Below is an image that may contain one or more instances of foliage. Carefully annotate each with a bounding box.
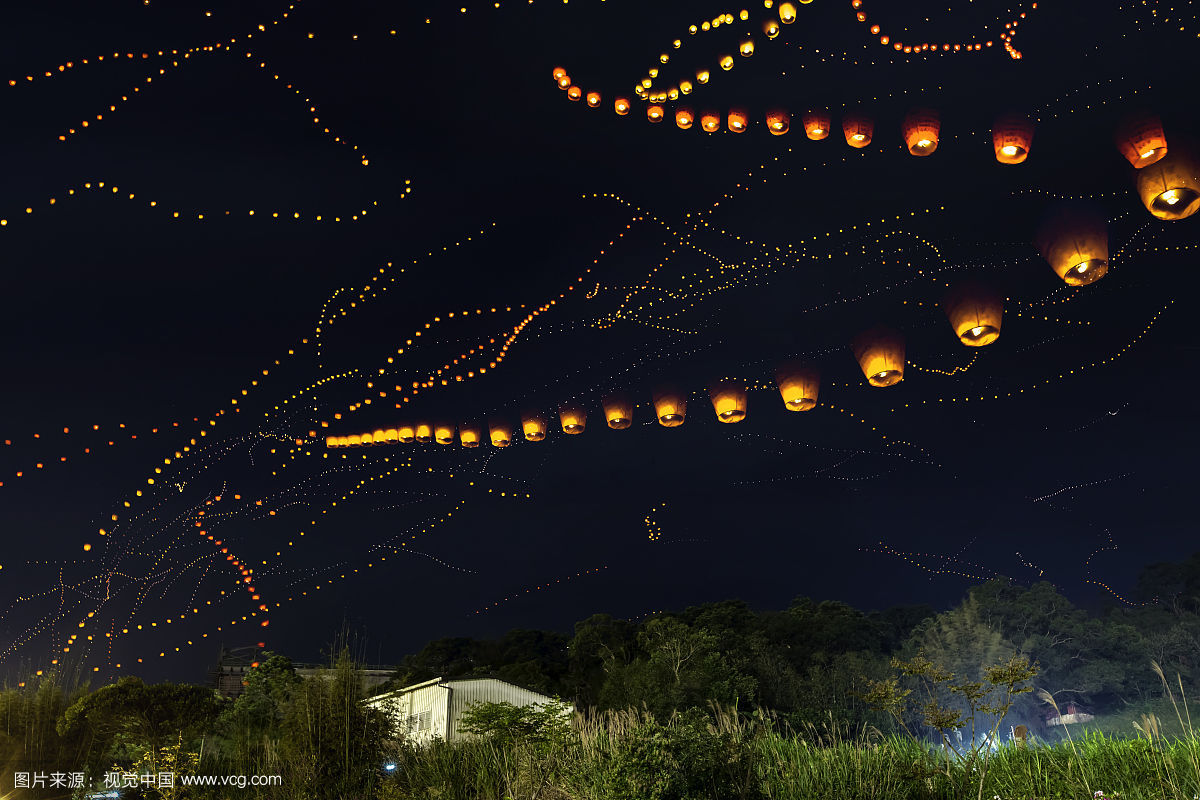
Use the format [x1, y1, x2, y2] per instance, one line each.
[860, 650, 1038, 800]
[459, 699, 573, 750]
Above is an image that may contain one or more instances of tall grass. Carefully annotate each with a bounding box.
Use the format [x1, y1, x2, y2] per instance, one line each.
[378, 696, 1200, 800]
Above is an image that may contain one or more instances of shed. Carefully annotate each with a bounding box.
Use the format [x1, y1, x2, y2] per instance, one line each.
[365, 676, 566, 744]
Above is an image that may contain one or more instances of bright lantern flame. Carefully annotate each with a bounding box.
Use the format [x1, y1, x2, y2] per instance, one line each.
[970, 326, 987, 337]
[1162, 189, 1181, 205]
[1140, 149, 1157, 159]
[812, 128, 824, 135]
[917, 138, 933, 147]
[1075, 262, 1089, 274]
[852, 133, 865, 141]
[1001, 145, 1018, 156]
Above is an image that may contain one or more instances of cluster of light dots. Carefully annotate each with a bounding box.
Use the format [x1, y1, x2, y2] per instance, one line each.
[0, 180, 386, 230]
[644, 504, 665, 541]
[848, 0, 1034, 59]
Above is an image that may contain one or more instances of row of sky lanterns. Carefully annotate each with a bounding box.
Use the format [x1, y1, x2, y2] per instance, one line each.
[324, 282, 1006, 449]
[555, 62, 1200, 207]
[325, 196, 1168, 450]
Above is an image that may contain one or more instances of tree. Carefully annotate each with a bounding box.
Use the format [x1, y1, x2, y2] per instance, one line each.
[58, 677, 220, 777]
[214, 652, 301, 773]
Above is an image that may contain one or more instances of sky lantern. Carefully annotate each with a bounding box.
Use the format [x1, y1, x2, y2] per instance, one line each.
[720, 54, 735, 71]
[435, 424, 455, 445]
[728, 109, 749, 133]
[566, 85, 582, 101]
[763, 19, 780, 38]
[676, 107, 694, 129]
[347, 434, 363, 447]
[552, 67, 567, 81]
[397, 425, 415, 443]
[647, 105, 665, 123]
[359, 432, 374, 446]
[842, 112, 874, 147]
[739, 39, 755, 57]
[779, 2, 798, 23]
[903, 108, 940, 156]
[993, 113, 1035, 164]
[943, 282, 1003, 346]
[652, 387, 687, 427]
[382, 428, 399, 443]
[700, 112, 721, 132]
[459, 424, 481, 448]
[325, 435, 337, 448]
[557, 75, 571, 90]
[1035, 203, 1109, 286]
[522, 413, 547, 441]
[603, 394, 633, 429]
[415, 423, 433, 443]
[775, 365, 819, 411]
[802, 111, 831, 140]
[614, 97, 630, 115]
[586, 91, 601, 108]
[710, 381, 748, 423]
[559, 405, 587, 433]
[489, 420, 512, 448]
[1115, 112, 1168, 168]
[1136, 144, 1200, 220]
[679, 80, 693, 94]
[696, 69, 711, 84]
[853, 326, 906, 387]
[371, 429, 386, 444]
[766, 110, 790, 135]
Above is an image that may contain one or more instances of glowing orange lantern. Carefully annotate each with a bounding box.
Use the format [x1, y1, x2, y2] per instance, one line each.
[603, 394, 633, 429]
[522, 413, 547, 441]
[700, 112, 721, 132]
[943, 283, 1003, 346]
[852, 326, 906, 387]
[775, 365, 819, 411]
[763, 19, 780, 38]
[557, 75, 571, 90]
[325, 435, 337, 448]
[397, 425, 415, 444]
[843, 112, 873, 147]
[489, 421, 512, 448]
[1136, 144, 1200, 221]
[728, 109, 749, 133]
[993, 113, 1035, 164]
[903, 108, 940, 156]
[652, 387, 687, 427]
[710, 381, 747, 423]
[647, 105, 665, 123]
[1115, 112, 1168, 168]
[382, 428, 399, 443]
[415, 424, 433, 443]
[567, 85, 582, 101]
[802, 110, 831, 140]
[360, 432, 374, 446]
[614, 97, 631, 115]
[586, 91, 601, 108]
[435, 424, 455, 445]
[779, 1, 797, 23]
[552, 66, 567, 81]
[1035, 203, 1109, 286]
[347, 434, 363, 447]
[739, 39, 755, 57]
[459, 424, 481, 448]
[371, 429, 386, 444]
[559, 405, 587, 434]
[766, 110, 790, 135]
[676, 107, 694, 129]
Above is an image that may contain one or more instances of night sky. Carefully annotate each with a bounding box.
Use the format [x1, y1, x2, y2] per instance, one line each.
[1, 0, 1198, 685]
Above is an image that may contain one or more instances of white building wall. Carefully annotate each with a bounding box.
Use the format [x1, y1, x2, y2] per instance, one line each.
[445, 678, 560, 740]
[366, 682, 450, 744]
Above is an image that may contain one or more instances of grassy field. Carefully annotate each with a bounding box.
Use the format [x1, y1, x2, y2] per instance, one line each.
[378, 706, 1200, 800]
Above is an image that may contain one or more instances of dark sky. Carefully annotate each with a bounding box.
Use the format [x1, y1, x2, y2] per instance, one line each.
[1, 0, 1197, 684]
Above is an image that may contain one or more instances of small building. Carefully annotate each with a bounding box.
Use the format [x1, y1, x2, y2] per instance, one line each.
[1045, 702, 1094, 726]
[365, 676, 566, 744]
[210, 646, 394, 699]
